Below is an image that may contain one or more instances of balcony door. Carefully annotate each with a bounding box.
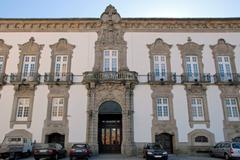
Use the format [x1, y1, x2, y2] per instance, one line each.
[55, 55, 68, 81]
[153, 55, 167, 80]
[185, 56, 199, 81]
[103, 50, 118, 72]
[22, 55, 36, 80]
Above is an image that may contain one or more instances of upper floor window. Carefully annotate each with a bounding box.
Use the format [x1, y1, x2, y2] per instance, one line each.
[154, 55, 167, 80]
[156, 97, 169, 120]
[0, 56, 4, 73]
[55, 55, 68, 80]
[22, 55, 36, 80]
[51, 98, 64, 121]
[16, 98, 30, 121]
[192, 97, 204, 121]
[185, 56, 199, 80]
[103, 50, 118, 72]
[217, 56, 232, 81]
[225, 98, 239, 121]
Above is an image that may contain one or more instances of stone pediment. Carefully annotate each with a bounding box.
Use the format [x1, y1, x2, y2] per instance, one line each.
[0, 39, 12, 54]
[210, 38, 235, 55]
[147, 38, 172, 54]
[50, 38, 75, 54]
[177, 37, 204, 55]
[18, 37, 44, 54]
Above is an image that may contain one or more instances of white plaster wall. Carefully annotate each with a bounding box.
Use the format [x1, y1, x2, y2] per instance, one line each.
[68, 85, 88, 143]
[0, 86, 15, 142]
[134, 85, 152, 142]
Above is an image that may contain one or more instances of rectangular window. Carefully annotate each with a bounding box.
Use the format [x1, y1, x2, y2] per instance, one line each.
[191, 98, 204, 121]
[217, 56, 232, 81]
[16, 98, 30, 121]
[51, 98, 64, 121]
[22, 56, 36, 80]
[185, 56, 199, 81]
[156, 97, 169, 120]
[55, 55, 68, 81]
[103, 50, 118, 72]
[0, 56, 4, 73]
[153, 55, 167, 80]
[225, 98, 240, 121]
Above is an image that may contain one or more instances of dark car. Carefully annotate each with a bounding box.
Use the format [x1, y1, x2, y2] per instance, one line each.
[143, 143, 168, 160]
[33, 143, 66, 160]
[69, 143, 92, 160]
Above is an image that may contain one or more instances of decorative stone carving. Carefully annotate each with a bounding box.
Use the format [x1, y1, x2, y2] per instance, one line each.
[94, 5, 128, 71]
[18, 37, 44, 54]
[185, 85, 210, 128]
[0, 39, 12, 54]
[219, 85, 240, 141]
[5, 129, 32, 139]
[210, 38, 237, 75]
[177, 37, 204, 77]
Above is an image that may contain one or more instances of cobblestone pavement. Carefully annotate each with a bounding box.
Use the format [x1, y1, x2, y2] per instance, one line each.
[20, 154, 223, 160]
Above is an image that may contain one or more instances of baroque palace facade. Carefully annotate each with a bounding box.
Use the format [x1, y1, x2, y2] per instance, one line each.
[0, 5, 240, 155]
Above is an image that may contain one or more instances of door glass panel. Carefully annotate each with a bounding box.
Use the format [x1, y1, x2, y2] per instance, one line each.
[106, 128, 110, 145]
[111, 128, 116, 144]
[117, 128, 120, 145]
[101, 128, 105, 144]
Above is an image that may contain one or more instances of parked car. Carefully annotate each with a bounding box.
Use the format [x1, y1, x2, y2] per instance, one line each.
[69, 143, 92, 160]
[143, 143, 168, 160]
[33, 143, 66, 160]
[209, 141, 240, 160]
[0, 136, 32, 159]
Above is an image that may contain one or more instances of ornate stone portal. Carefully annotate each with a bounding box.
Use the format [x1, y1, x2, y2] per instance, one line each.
[83, 5, 138, 156]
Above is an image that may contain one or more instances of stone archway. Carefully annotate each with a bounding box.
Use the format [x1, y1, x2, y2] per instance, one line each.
[98, 101, 122, 153]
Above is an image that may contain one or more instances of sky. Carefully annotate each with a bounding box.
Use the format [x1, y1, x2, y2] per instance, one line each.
[0, 0, 240, 18]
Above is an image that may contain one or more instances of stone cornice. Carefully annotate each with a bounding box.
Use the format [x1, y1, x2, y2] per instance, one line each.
[1, 18, 240, 32]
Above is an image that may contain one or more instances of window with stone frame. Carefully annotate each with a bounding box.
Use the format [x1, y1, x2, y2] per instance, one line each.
[156, 97, 169, 120]
[186, 86, 210, 128]
[217, 56, 233, 81]
[191, 97, 204, 121]
[54, 55, 68, 81]
[51, 97, 64, 121]
[103, 50, 118, 72]
[210, 39, 236, 83]
[16, 98, 30, 121]
[21, 55, 36, 80]
[153, 55, 167, 80]
[177, 38, 204, 82]
[185, 56, 200, 81]
[224, 98, 240, 121]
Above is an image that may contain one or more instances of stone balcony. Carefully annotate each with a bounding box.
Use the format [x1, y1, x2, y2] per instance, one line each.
[0, 73, 7, 85]
[214, 73, 240, 85]
[44, 72, 73, 85]
[10, 72, 40, 85]
[147, 72, 176, 85]
[82, 71, 138, 84]
[181, 73, 212, 84]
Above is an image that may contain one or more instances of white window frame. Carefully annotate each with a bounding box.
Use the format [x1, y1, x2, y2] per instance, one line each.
[153, 55, 167, 80]
[16, 98, 30, 121]
[21, 55, 36, 80]
[103, 50, 118, 72]
[225, 98, 240, 121]
[185, 56, 199, 81]
[217, 56, 232, 81]
[192, 98, 204, 121]
[51, 98, 64, 121]
[156, 97, 169, 120]
[0, 56, 4, 74]
[54, 55, 68, 81]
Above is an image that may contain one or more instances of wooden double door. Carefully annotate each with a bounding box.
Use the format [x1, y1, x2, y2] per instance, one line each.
[98, 114, 122, 153]
[155, 133, 173, 154]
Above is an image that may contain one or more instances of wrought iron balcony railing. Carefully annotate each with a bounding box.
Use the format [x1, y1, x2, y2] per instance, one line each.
[44, 72, 73, 85]
[214, 73, 240, 84]
[0, 73, 7, 85]
[82, 71, 138, 83]
[147, 72, 176, 84]
[10, 72, 40, 84]
[181, 73, 212, 84]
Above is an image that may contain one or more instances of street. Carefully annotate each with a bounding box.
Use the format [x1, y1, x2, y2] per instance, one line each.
[20, 154, 223, 160]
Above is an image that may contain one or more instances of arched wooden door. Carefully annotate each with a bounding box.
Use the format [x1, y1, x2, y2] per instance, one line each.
[155, 133, 173, 153]
[98, 101, 122, 153]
